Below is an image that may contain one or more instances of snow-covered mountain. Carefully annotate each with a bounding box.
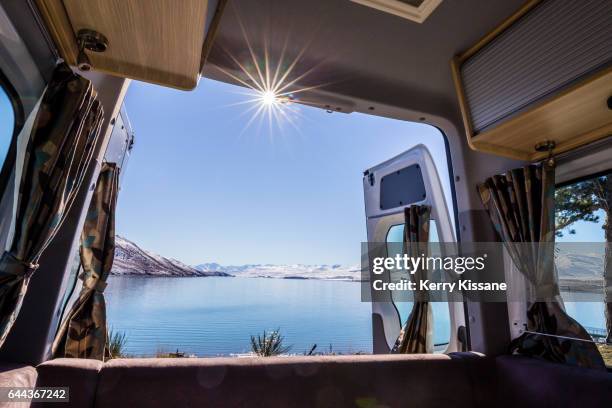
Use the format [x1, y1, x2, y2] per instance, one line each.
[112, 236, 360, 280]
[196, 263, 362, 281]
[111, 236, 230, 277]
[111, 236, 604, 284]
[556, 251, 604, 280]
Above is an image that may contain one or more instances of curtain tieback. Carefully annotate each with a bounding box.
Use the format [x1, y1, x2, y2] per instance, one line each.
[81, 272, 107, 293]
[0, 252, 39, 278]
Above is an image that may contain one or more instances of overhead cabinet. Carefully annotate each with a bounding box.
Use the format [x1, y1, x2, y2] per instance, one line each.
[452, 0, 612, 161]
[36, 0, 224, 90]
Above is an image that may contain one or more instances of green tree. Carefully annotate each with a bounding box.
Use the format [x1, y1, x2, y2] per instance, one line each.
[555, 174, 612, 344]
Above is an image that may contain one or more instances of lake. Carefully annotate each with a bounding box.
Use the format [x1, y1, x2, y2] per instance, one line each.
[105, 276, 605, 356]
[105, 276, 374, 356]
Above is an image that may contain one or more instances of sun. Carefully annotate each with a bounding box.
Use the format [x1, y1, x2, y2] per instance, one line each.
[212, 4, 330, 136]
[260, 90, 278, 106]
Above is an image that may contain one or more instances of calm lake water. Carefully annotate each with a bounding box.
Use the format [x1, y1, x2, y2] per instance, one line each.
[106, 276, 374, 356]
[105, 276, 605, 356]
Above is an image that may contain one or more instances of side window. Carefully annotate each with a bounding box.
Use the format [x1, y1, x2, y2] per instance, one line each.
[0, 84, 15, 174]
[555, 172, 611, 364]
[386, 219, 450, 350]
[0, 2, 47, 198]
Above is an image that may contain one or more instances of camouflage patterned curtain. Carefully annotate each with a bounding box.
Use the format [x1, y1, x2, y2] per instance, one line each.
[478, 162, 605, 369]
[52, 163, 119, 360]
[393, 205, 434, 354]
[0, 64, 104, 347]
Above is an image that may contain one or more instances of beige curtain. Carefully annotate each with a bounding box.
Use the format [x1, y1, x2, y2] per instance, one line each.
[0, 63, 103, 347]
[478, 162, 605, 369]
[52, 163, 119, 360]
[392, 205, 433, 354]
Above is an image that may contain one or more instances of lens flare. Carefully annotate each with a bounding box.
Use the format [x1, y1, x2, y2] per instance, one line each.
[211, 2, 337, 137]
[261, 90, 278, 106]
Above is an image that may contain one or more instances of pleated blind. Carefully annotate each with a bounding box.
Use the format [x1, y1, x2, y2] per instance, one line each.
[461, 0, 612, 133]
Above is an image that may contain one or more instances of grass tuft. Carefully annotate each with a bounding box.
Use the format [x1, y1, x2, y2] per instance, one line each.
[107, 329, 127, 359]
[250, 329, 292, 356]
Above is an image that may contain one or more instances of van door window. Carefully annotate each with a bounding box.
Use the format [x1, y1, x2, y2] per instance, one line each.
[386, 219, 451, 350]
[555, 171, 612, 365]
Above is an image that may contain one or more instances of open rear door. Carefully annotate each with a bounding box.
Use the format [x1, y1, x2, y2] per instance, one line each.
[363, 144, 465, 353]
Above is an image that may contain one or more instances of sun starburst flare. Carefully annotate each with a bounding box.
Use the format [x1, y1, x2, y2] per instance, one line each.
[212, 3, 334, 138]
[261, 90, 278, 106]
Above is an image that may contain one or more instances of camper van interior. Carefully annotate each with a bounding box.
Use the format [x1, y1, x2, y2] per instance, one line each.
[0, 0, 611, 406]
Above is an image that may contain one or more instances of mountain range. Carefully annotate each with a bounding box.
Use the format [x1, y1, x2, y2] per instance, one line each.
[195, 262, 361, 280]
[112, 236, 230, 277]
[111, 236, 605, 284]
[111, 236, 361, 280]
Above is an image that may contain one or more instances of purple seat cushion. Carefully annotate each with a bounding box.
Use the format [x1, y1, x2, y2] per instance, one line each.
[0, 362, 37, 388]
[4, 352, 606, 407]
[96, 354, 480, 408]
[496, 355, 612, 408]
[34, 358, 103, 408]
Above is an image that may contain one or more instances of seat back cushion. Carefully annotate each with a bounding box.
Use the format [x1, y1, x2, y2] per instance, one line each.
[496, 355, 612, 408]
[16, 352, 611, 407]
[96, 354, 485, 408]
[0, 363, 37, 388]
[33, 358, 103, 408]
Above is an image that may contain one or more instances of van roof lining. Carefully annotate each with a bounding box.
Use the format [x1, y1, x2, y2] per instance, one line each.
[202, 0, 525, 120]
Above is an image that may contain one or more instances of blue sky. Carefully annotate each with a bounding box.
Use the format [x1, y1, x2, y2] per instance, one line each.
[117, 79, 449, 266]
[556, 209, 605, 243]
